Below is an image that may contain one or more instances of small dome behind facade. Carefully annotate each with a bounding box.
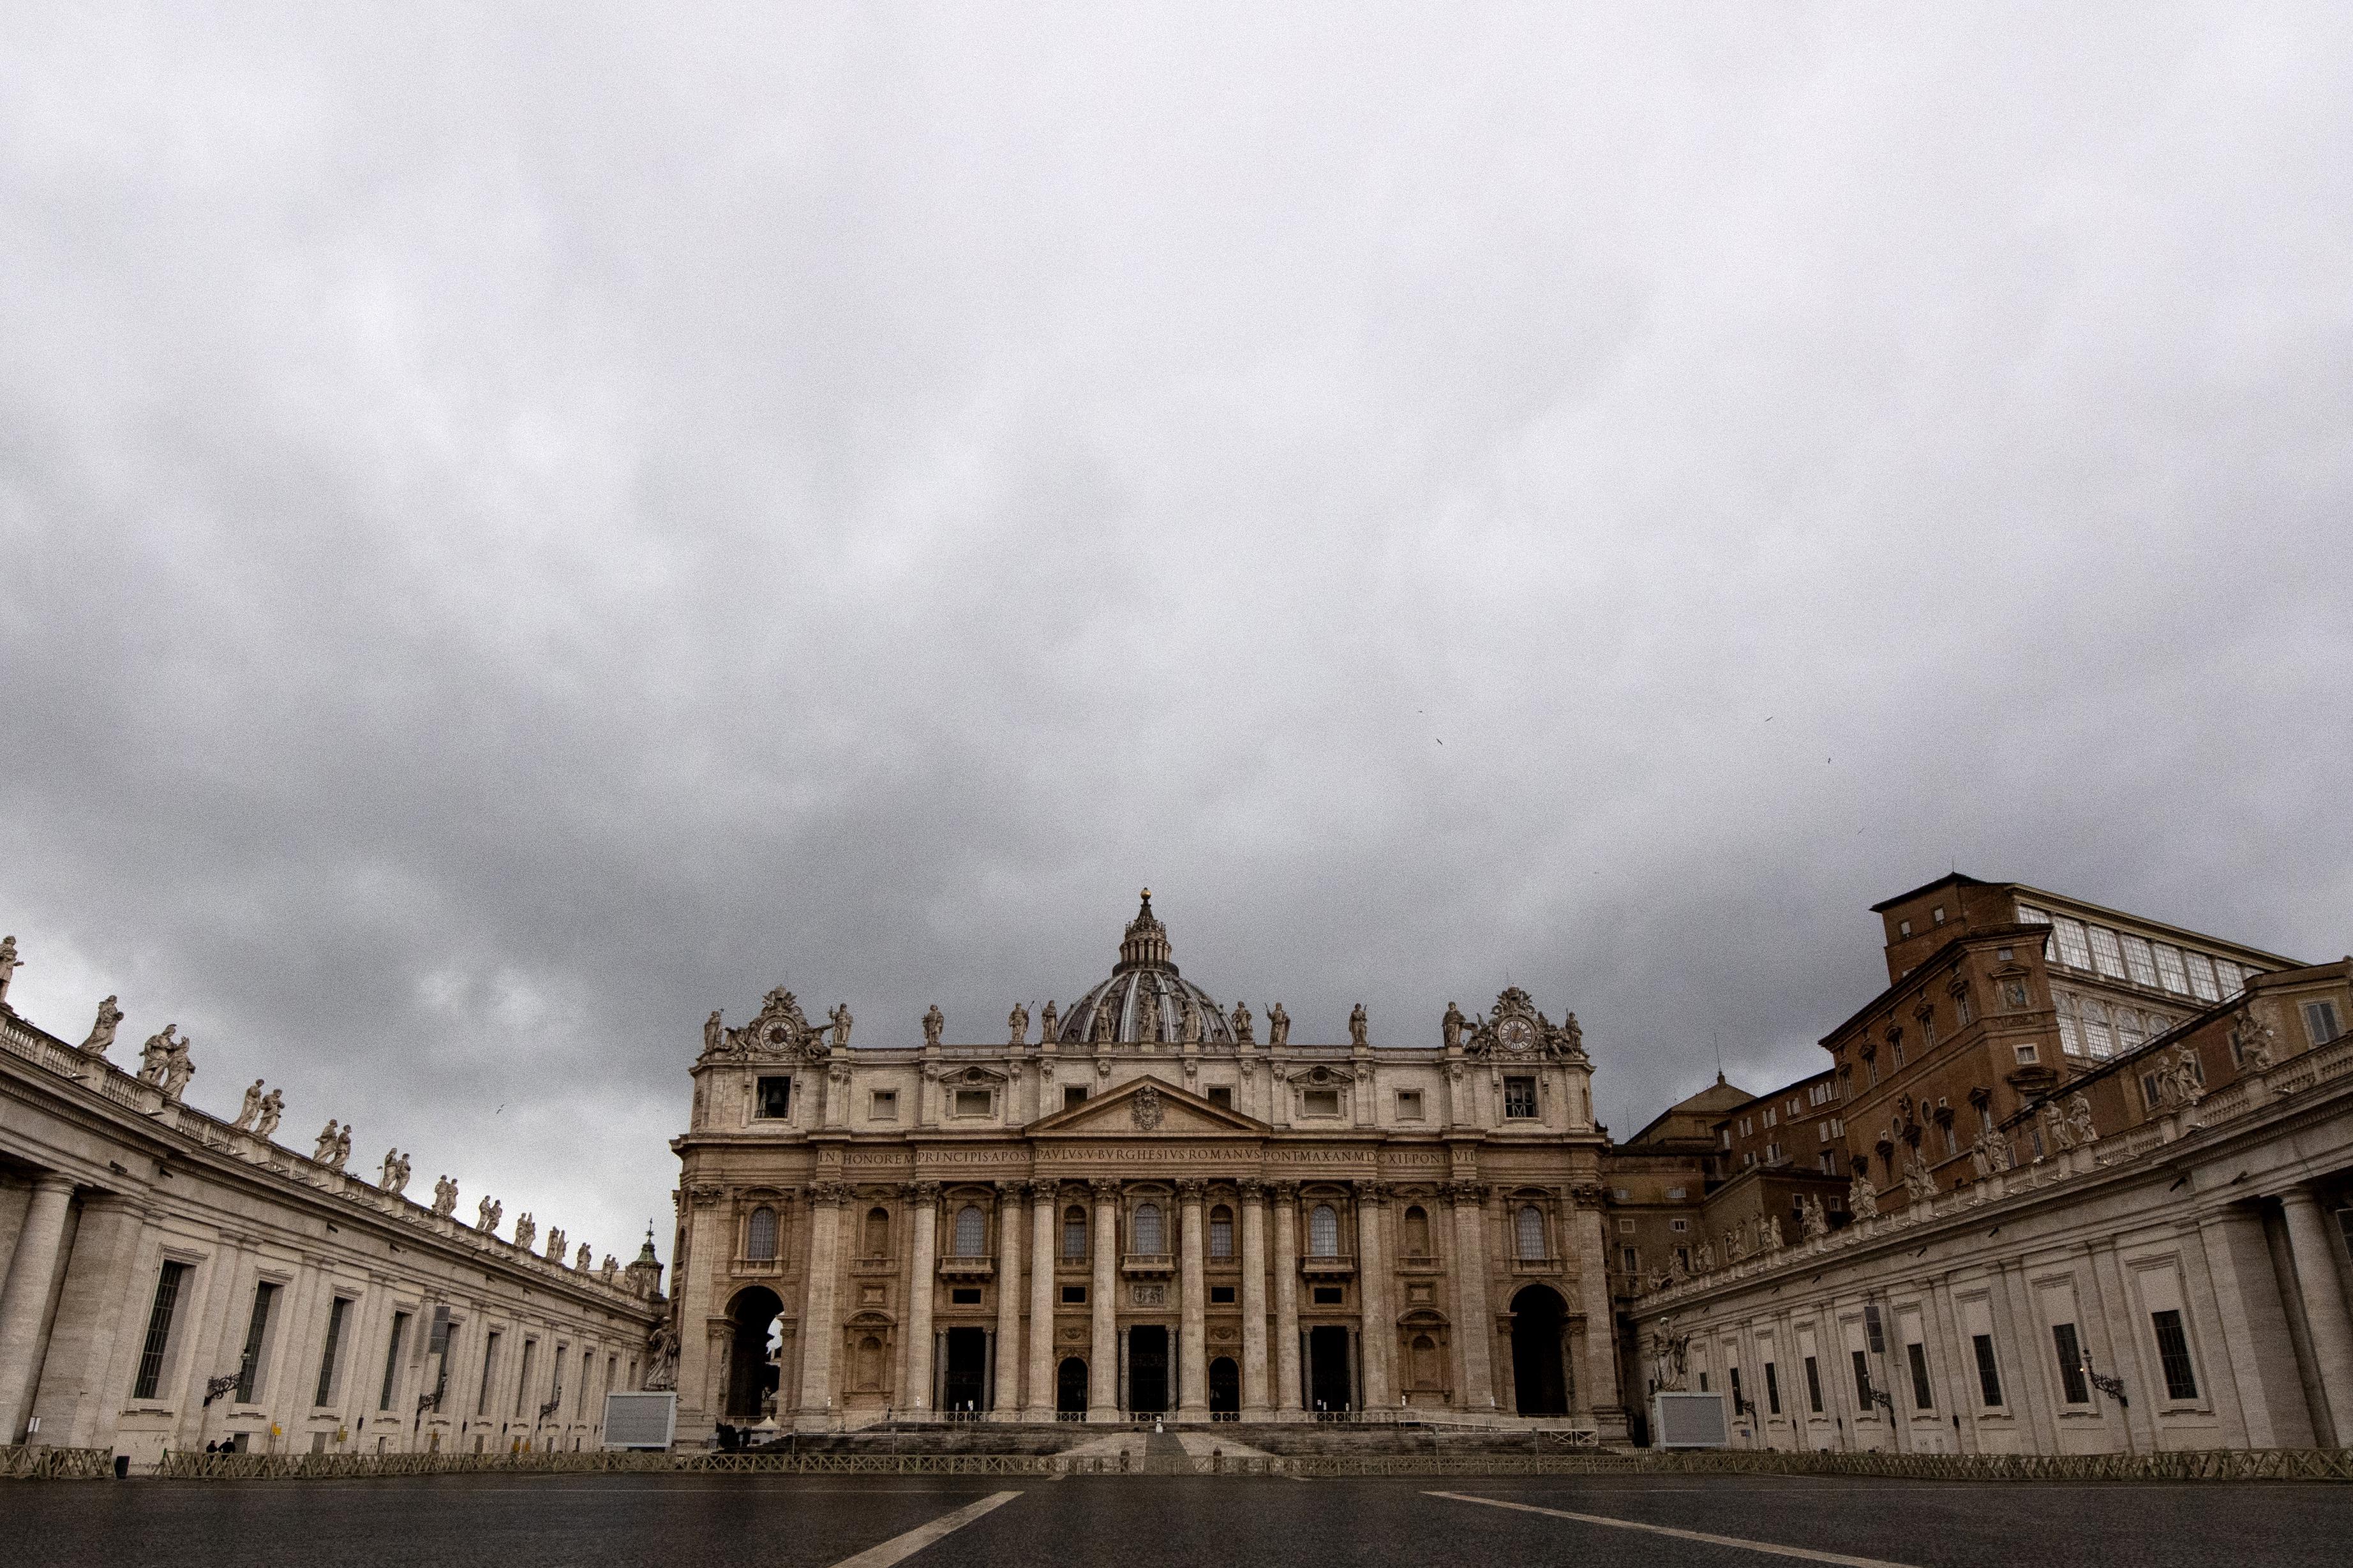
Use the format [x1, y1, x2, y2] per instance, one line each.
[1055, 891, 1237, 1045]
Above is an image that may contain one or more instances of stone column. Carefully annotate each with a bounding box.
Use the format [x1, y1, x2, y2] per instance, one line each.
[2280, 1186, 2353, 1444]
[1026, 1184, 1059, 1415]
[26, 1191, 146, 1449]
[0, 1174, 75, 1443]
[1088, 1179, 1119, 1418]
[1239, 1179, 1271, 1419]
[901, 1183, 940, 1411]
[1271, 1182, 1302, 1414]
[992, 1182, 1024, 1418]
[1449, 1182, 1497, 1410]
[795, 1184, 846, 1429]
[1177, 1178, 1208, 1417]
[1570, 1189, 1625, 1437]
[1354, 1183, 1394, 1410]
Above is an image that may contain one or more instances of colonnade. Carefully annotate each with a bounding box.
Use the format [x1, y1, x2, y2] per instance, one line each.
[790, 1176, 1532, 1423]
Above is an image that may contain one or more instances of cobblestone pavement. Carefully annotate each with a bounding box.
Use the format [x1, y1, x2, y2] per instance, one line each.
[13, 1471, 2353, 1568]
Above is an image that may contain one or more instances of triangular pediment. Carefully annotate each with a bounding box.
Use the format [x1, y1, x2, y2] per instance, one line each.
[1027, 1074, 1268, 1137]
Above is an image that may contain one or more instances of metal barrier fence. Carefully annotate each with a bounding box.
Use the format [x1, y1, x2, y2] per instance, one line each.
[21, 1441, 2353, 1483]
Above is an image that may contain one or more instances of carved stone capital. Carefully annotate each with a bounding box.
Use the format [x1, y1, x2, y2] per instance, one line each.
[806, 1182, 850, 1207]
[687, 1184, 724, 1209]
[1089, 1177, 1121, 1200]
[1569, 1183, 1606, 1209]
[905, 1181, 941, 1203]
[994, 1179, 1025, 1200]
[1354, 1179, 1391, 1205]
[1236, 1178, 1266, 1203]
[1026, 1179, 1062, 1203]
[1174, 1177, 1206, 1202]
[1268, 1181, 1301, 1202]
[1444, 1180, 1490, 1206]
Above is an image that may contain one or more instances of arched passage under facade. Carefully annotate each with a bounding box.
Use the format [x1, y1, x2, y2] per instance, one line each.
[726, 1285, 785, 1422]
[1509, 1283, 1570, 1417]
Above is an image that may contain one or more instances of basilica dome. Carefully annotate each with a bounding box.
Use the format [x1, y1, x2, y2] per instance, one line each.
[1054, 891, 1239, 1045]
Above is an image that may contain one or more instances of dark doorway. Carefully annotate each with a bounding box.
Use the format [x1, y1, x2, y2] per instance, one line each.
[726, 1287, 784, 1421]
[943, 1327, 988, 1414]
[1209, 1356, 1240, 1415]
[1308, 1324, 1352, 1412]
[1057, 1357, 1089, 1415]
[1510, 1285, 1569, 1416]
[1128, 1325, 1169, 1414]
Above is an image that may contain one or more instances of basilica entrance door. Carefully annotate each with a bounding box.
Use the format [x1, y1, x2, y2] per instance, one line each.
[1057, 1357, 1089, 1416]
[1208, 1356, 1240, 1415]
[1128, 1325, 1169, 1414]
[1510, 1285, 1570, 1416]
[942, 1327, 988, 1414]
[1308, 1325, 1352, 1413]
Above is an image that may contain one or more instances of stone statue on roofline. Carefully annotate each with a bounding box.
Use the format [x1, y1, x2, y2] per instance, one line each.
[82, 995, 124, 1056]
[1040, 999, 1059, 1041]
[477, 1195, 502, 1233]
[1848, 1169, 1879, 1220]
[922, 1004, 944, 1049]
[235, 1079, 266, 1130]
[161, 1033, 195, 1099]
[1348, 1003, 1369, 1048]
[1230, 1000, 1253, 1043]
[1267, 1003, 1290, 1047]
[0, 934, 20, 1006]
[514, 1212, 537, 1251]
[431, 1176, 458, 1217]
[1008, 1001, 1029, 1046]
[1442, 1001, 1467, 1050]
[1136, 985, 1162, 1041]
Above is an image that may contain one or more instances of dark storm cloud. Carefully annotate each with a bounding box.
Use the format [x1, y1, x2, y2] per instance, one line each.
[5, 4, 2350, 1258]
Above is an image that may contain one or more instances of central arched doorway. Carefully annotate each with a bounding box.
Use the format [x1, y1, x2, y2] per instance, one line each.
[1056, 1356, 1089, 1416]
[1509, 1284, 1569, 1416]
[1208, 1356, 1240, 1415]
[726, 1286, 784, 1422]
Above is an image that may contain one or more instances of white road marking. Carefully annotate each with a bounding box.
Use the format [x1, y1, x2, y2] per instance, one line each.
[826, 1490, 1023, 1568]
[1426, 1490, 1920, 1568]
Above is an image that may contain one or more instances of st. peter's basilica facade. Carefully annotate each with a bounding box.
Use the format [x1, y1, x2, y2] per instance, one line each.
[667, 893, 1622, 1440]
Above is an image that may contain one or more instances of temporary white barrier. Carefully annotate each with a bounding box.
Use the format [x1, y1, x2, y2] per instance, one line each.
[1651, 1391, 1730, 1449]
[602, 1391, 678, 1450]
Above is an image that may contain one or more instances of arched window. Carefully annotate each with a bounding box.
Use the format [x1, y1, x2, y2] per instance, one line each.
[1516, 1204, 1546, 1261]
[1208, 1205, 1234, 1259]
[1133, 1202, 1164, 1255]
[1063, 1206, 1087, 1259]
[1309, 1203, 1340, 1258]
[953, 1204, 986, 1257]
[864, 1207, 891, 1258]
[1402, 1206, 1431, 1257]
[745, 1206, 778, 1262]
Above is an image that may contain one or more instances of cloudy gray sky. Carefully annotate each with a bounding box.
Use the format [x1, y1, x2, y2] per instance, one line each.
[4, 4, 2349, 1266]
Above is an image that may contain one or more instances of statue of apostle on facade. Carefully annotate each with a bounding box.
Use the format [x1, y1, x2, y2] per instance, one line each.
[1040, 999, 1059, 1041]
[703, 1010, 726, 1057]
[161, 1033, 195, 1100]
[138, 1025, 179, 1085]
[1230, 1000, 1253, 1043]
[234, 1079, 266, 1130]
[826, 1002, 853, 1052]
[431, 1176, 458, 1217]
[1442, 1001, 1467, 1050]
[1348, 1003, 1369, 1048]
[1267, 1003, 1290, 1047]
[477, 1195, 502, 1234]
[0, 934, 20, 1006]
[1848, 1169, 1879, 1220]
[1135, 985, 1162, 1040]
[1007, 1001, 1029, 1046]
[921, 1004, 943, 1049]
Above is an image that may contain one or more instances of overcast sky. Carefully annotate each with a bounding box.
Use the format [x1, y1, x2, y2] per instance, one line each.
[4, 5, 2349, 1268]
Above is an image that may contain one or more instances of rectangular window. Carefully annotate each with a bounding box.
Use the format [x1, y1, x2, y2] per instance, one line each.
[1207, 1086, 1234, 1109]
[2122, 935, 2159, 987]
[2151, 1310, 2199, 1400]
[1209, 1285, 1236, 1304]
[1395, 1089, 1424, 1120]
[2305, 1000, 2345, 1047]
[1621, 1246, 1638, 1273]
[131, 1260, 190, 1401]
[1729, 1366, 1743, 1411]
[2056, 1008, 2082, 1056]
[1972, 1333, 2003, 1407]
[1851, 1349, 1873, 1410]
[514, 1340, 537, 1417]
[1906, 1342, 1933, 1409]
[2051, 918, 2092, 970]
[314, 1297, 352, 1407]
[2088, 927, 2126, 979]
[2015, 1043, 2039, 1066]
[755, 1075, 791, 1119]
[2153, 943, 2191, 994]
[1764, 1362, 1781, 1415]
[234, 1281, 280, 1403]
[953, 1089, 992, 1117]
[870, 1089, 899, 1120]
[1503, 1077, 1537, 1118]
[1669, 1218, 1689, 1233]
[1955, 989, 1973, 1026]
[2081, 1001, 2114, 1060]
[1311, 1285, 1344, 1306]
[1303, 1088, 1341, 1116]
[2052, 1323, 2089, 1403]
[2185, 952, 2220, 1002]
[2215, 960, 2244, 996]
[1061, 1285, 1087, 1305]
[477, 1331, 502, 1416]
[378, 1311, 410, 1412]
[1063, 1086, 1088, 1110]
[950, 1287, 982, 1305]
[1804, 1355, 1823, 1414]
